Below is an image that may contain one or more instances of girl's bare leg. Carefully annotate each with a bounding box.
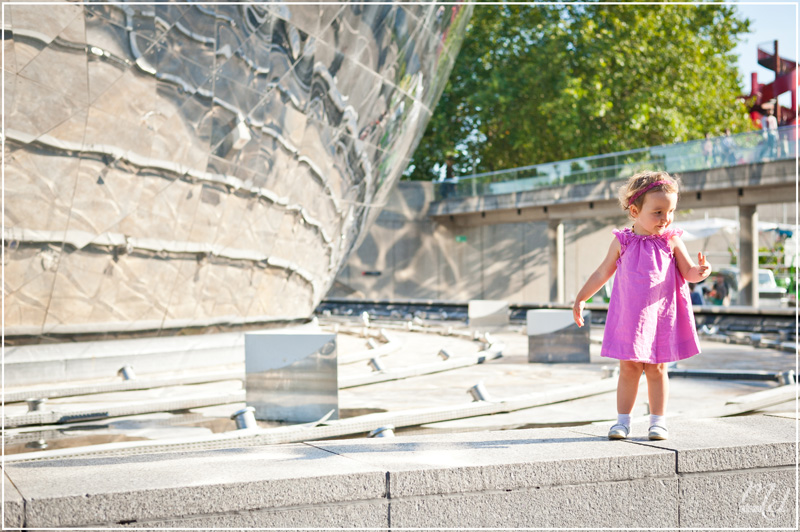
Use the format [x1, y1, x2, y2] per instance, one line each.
[617, 360, 644, 414]
[643, 363, 669, 416]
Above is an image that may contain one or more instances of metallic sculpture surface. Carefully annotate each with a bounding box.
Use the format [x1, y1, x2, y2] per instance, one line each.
[4, 2, 471, 339]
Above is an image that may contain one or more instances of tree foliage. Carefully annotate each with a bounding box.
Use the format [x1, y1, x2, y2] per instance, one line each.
[406, 3, 753, 180]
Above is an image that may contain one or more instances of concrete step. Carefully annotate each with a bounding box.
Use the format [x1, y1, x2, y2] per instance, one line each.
[4, 415, 795, 529]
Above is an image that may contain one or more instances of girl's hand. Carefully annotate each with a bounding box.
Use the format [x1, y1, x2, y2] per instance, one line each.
[697, 252, 711, 279]
[573, 300, 586, 327]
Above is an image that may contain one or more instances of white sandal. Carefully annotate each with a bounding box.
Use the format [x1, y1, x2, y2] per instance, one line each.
[608, 424, 629, 440]
[648, 425, 668, 440]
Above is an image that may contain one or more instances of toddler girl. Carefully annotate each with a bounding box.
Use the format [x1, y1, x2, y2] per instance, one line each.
[572, 170, 711, 440]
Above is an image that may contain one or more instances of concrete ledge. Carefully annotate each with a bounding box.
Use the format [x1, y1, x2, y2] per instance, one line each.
[680, 469, 796, 528]
[7, 446, 387, 528]
[309, 428, 674, 498]
[574, 416, 796, 472]
[390, 478, 679, 529]
[3, 474, 24, 528]
[4, 416, 796, 529]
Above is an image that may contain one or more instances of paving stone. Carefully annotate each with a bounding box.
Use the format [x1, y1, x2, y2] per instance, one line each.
[389, 477, 679, 528]
[309, 427, 674, 498]
[679, 468, 795, 528]
[5, 444, 385, 528]
[574, 415, 795, 472]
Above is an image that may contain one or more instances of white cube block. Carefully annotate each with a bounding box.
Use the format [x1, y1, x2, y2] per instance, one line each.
[527, 309, 590, 363]
[245, 332, 338, 423]
[468, 300, 509, 329]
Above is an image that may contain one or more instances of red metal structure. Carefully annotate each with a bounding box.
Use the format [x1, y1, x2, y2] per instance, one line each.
[747, 40, 798, 128]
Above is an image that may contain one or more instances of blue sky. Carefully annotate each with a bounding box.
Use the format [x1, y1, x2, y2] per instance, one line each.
[731, 1, 798, 107]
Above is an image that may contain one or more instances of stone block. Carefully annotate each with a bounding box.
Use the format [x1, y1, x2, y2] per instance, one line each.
[679, 468, 795, 528]
[5, 444, 385, 528]
[4, 473, 24, 528]
[575, 415, 795, 472]
[309, 428, 674, 498]
[468, 300, 509, 329]
[245, 331, 338, 423]
[124, 500, 390, 529]
[527, 309, 590, 363]
[389, 478, 679, 528]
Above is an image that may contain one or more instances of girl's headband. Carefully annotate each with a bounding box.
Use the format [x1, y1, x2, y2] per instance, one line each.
[628, 180, 669, 207]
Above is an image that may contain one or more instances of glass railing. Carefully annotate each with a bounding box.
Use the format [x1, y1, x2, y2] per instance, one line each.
[433, 125, 796, 201]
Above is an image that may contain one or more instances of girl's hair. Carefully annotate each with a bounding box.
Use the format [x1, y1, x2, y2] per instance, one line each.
[618, 170, 680, 213]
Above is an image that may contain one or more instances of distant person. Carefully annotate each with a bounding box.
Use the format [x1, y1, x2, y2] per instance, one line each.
[720, 128, 736, 166]
[702, 133, 715, 166]
[572, 171, 711, 442]
[689, 283, 705, 305]
[438, 157, 456, 199]
[763, 107, 779, 159]
[709, 274, 729, 306]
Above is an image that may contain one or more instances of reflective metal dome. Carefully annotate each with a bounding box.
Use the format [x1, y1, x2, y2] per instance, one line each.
[4, 2, 471, 339]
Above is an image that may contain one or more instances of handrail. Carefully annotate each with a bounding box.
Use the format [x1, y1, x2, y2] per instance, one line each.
[434, 125, 796, 201]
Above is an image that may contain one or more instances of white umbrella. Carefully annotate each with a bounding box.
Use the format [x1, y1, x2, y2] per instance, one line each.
[674, 218, 738, 242]
[675, 218, 795, 242]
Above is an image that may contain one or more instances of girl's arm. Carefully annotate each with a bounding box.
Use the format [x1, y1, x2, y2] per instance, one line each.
[572, 238, 621, 327]
[670, 235, 712, 283]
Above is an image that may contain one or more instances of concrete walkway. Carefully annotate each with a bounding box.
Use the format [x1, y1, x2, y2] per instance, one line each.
[4, 415, 796, 529]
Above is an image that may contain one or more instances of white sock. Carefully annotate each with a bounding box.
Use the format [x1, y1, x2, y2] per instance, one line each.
[650, 414, 666, 427]
[617, 413, 631, 427]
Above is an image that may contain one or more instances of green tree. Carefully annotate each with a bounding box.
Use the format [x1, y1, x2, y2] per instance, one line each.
[406, 3, 753, 181]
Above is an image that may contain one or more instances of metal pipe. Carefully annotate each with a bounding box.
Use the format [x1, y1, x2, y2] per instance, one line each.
[468, 381, 491, 402]
[230, 406, 257, 430]
[117, 365, 136, 380]
[482, 332, 495, 346]
[368, 425, 395, 438]
[26, 398, 46, 412]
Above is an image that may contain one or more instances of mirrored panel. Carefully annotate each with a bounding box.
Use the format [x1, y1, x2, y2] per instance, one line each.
[4, 1, 472, 342]
[245, 332, 338, 424]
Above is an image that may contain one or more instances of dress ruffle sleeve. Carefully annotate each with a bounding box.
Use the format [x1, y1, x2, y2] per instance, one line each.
[612, 228, 630, 253]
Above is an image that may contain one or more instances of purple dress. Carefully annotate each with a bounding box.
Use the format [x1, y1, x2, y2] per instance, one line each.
[601, 227, 701, 363]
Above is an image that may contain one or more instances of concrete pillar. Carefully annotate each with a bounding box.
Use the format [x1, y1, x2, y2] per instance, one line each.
[548, 220, 565, 303]
[738, 205, 759, 307]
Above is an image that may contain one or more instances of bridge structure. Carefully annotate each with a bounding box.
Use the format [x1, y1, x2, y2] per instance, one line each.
[428, 126, 797, 307]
